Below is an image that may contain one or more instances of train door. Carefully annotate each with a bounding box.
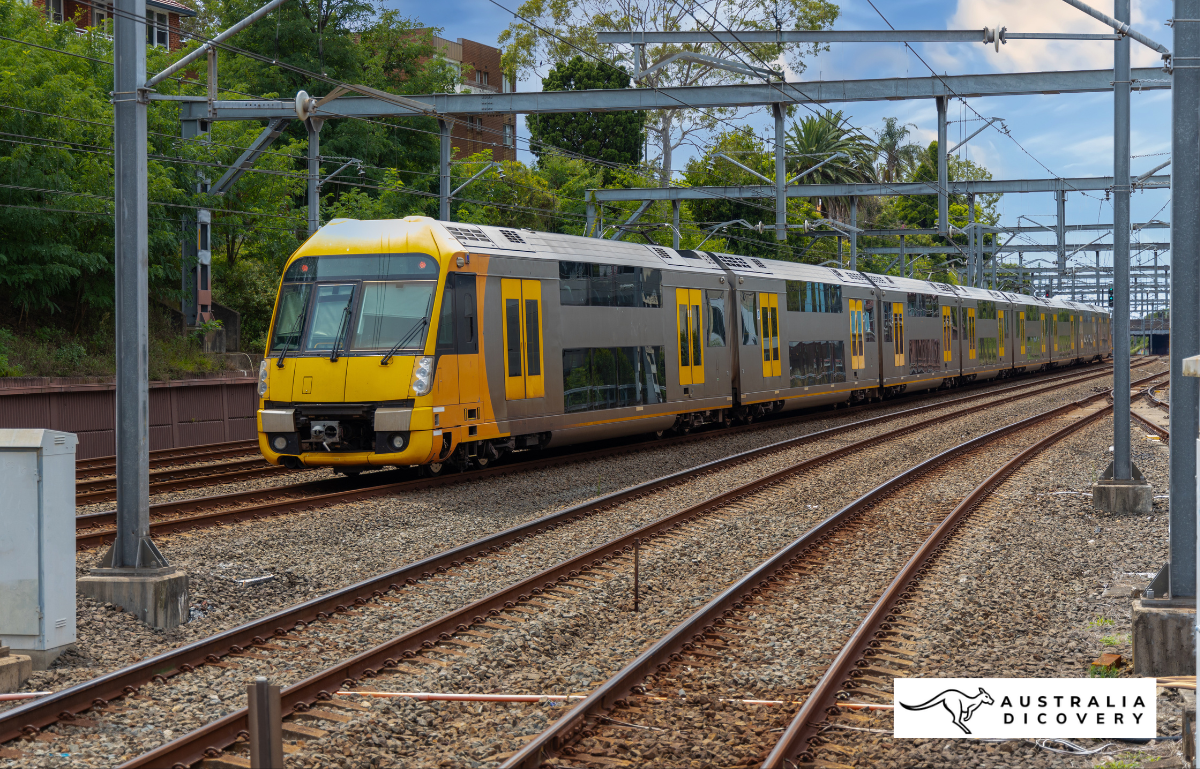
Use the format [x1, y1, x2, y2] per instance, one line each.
[1019, 312, 1026, 357]
[892, 302, 905, 368]
[455, 274, 480, 405]
[758, 292, 781, 379]
[501, 278, 544, 400]
[849, 299, 866, 371]
[941, 305, 953, 364]
[967, 307, 977, 361]
[998, 309, 1006, 361]
[676, 288, 704, 386]
[1044, 314, 1052, 355]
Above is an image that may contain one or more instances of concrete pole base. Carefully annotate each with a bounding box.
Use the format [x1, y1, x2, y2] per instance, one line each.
[1092, 479, 1154, 513]
[77, 568, 189, 630]
[0, 647, 32, 693]
[1132, 598, 1196, 676]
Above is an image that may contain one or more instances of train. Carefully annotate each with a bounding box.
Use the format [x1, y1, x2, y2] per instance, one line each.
[255, 216, 1113, 474]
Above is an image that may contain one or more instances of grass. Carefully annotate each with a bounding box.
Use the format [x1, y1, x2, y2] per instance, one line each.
[1089, 663, 1122, 678]
[0, 307, 239, 381]
[1087, 617, 1116, 628]
[1101, 634, 1130, 646]
[1095, 754, 1149, 769]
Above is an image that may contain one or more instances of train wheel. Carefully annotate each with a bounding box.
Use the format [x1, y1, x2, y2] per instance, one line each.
[422, 461, 445, 477]
[473, 455, 491, 469]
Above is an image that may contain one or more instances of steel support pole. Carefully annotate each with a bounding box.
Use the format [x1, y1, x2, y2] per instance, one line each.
[850, 197, 858, 270]
[586, 201, 595, 237]
[900, 234, 907, 277]
[1166, 0, 1195, 585]
[967, 195, 976, 286]
[439, 118, 451, 221]
[937, 97, 948, 237]
[1097, 250, 1102, 304]
[112, 0, 150, 569]
[1056, 190, 1067, 293]
[672, 200, 681, 249]
[774, 104, 786, 242]
[837, 237, 843, 267]
[1113, 0, 1132, 482]
[306, 119, 322, 236]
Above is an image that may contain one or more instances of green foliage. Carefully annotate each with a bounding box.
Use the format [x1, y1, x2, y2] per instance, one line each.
[785, 109, 877, 222]
[526, 56, 646, 178]
[874, 117, 923, 184]
[1088, 617, 1116, 628]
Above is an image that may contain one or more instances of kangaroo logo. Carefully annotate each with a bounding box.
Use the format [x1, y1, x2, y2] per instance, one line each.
[900, 687, 995, 735]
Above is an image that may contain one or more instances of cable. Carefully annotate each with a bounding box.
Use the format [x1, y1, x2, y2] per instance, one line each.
[0, 182, 303, 221]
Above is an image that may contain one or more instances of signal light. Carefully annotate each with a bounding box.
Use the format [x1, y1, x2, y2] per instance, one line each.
[1108, 287, 1114, 307]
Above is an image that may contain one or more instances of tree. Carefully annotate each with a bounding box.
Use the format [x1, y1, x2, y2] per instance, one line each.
[874, 117, 922, 184]
[526, 56, 646, 178]
[499, 0, 838, 185]
[892, 141, 999, 230]
[785, 109, 876, 222]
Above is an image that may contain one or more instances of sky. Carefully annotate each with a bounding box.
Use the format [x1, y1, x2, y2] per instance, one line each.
[389, 0, 1174, 281]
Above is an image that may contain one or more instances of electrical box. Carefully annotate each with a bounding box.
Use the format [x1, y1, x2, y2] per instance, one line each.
[0, 429, 78, 667]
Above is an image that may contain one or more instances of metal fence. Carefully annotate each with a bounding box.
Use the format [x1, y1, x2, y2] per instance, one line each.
[0, 375, 258, 459]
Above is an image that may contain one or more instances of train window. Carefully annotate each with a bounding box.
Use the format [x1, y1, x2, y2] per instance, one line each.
[558, 261, 662, 308]
[505, 298, 523, 377]
[436, 287, 455, 350]
[786, 281, 842, 313]
[978, 337, 998, 363]
[270, 284, 312, 352]
[525, 299, 541, 376]
[908, 339, 942, 375]
[562, 346, 667, 413]
[304, 284, 356, 352]
[977, 300, 997, 320]
[739, 292, 759, 346]
[284, 254, 439, 282]
[353, 281, 436, 352]
[788, 341, 846, 387]
[907, 293, 939, 317]
[706, 290, 727, 347]
[883, 306, 893, 344]
[863, 300, 875, 343]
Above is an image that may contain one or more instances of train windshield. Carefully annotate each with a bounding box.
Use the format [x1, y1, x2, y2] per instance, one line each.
[269, 253, 439, 355]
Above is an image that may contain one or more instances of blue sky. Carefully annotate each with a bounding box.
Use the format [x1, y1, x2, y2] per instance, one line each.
[394, 0, 1173, 272]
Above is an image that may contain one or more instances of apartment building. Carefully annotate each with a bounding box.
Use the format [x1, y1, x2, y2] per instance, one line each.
[429, 34, 518, 163]
[37, 0, 196, 51]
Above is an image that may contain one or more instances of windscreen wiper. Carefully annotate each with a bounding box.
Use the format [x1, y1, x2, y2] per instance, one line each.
[275, 314, 305, 368]
[381, 317, 428, 365]
[329, 306, 351, 362]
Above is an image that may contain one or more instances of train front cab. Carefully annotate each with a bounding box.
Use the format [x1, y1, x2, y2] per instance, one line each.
[256, 216, 490, 471]
[866, 274, 961, 394]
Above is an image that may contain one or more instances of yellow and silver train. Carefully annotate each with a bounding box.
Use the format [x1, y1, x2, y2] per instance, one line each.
[255, 216, 1112, 473]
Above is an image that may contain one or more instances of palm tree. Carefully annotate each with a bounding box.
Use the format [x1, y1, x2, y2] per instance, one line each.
[784, 110, 877, 222]
[874, 117, 923, 184]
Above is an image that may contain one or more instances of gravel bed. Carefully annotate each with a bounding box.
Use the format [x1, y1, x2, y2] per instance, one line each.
[801, 413, 1184, 769]
[0, 365, 1152, 766]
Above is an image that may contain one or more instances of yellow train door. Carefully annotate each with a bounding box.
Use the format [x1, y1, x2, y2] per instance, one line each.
[998, 310, 1006, 359]
[849, 299, 865, 370]
[893, 302, 905, 368]
[501, 278, 544, 400]
[1019, 312, 1026, 356]
[967, 308, 976, 360]
[758, 292, 781, 378]
[675, 288, 704, 385]
[942, 305, 953, 363]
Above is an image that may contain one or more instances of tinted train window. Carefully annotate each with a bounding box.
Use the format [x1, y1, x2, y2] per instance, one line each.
[558, 262, 661, 308]
[908, 339, 941, 374]
[706, 290, 726, 347]
[977, 300, 997, 320]
[906, 293, 939, 317]
[863, 300, 875, 343]
[788, 340, 847, 387]
[786, 280, 843, 313]
[562, 347, 667, 413]
[739, 292, 759, 346]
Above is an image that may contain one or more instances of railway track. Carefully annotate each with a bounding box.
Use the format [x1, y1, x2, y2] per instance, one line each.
[500, 372, 1157, 769]
[73, 360, 1152, 550]
[74, 457, 282, 505]
[75, 440, 260, 479]
[1133, 378, 1171, 440]
[0, 362, 1157, 767]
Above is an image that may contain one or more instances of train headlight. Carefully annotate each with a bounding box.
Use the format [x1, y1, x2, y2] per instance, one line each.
[411, 356, 434, 396]
[272, 435, 288, 451]
[257, 359, 270, 397]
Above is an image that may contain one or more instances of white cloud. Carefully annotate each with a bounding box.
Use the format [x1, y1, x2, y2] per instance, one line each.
[944, 0, 1168, 74]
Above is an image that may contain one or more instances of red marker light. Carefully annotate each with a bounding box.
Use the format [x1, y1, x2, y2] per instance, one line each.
[419, 261, 427, 269]
[300, 264, 308, 272]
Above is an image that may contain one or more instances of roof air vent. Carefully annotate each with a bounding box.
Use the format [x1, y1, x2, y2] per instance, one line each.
[500, 229, 526, 244]
[444, 224, 493, 245]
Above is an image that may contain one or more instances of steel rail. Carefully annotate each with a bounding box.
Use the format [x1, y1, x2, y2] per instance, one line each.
[499, 376, 1135, 769]
[113, 367, 1153, 769]
[73, 361, 1140, 549]
[1147, 379, 1170, 412]
[759, 373, 1163, 767]
[75, 457, 277, 498]
[75, 439, 260, 477]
